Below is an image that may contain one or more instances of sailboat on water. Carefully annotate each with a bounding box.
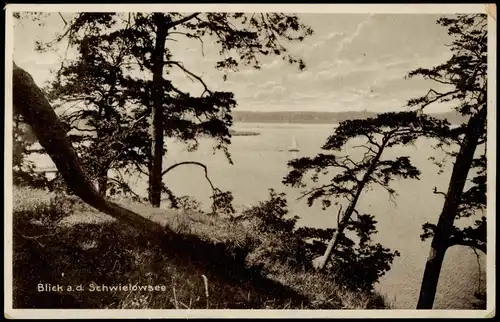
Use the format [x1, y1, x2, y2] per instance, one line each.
[288, 136, 300, 152]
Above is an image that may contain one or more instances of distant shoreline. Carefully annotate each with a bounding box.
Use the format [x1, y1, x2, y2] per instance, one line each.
[232, 110, 467, 125]
[229, 129, 260, 136]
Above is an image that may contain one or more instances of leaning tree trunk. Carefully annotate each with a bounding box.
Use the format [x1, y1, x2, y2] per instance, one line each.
[148, 13, 168, 207]
[12, 62, 165, 236]
[317, 137, 389, 270]
[416, 106, 486, 309]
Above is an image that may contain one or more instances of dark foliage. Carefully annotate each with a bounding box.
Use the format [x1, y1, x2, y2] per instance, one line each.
[405, 14, 487, 309]
[282, 111, 455, 289]
[407, 14, 487, 254]
[240, 189, 398, 292]
[32, 12, 313, 205]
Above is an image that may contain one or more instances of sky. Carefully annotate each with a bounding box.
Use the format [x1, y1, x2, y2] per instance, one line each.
[13, 12, 458, 113]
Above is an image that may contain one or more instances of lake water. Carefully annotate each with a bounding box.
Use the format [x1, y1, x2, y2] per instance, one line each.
[26, 122, 486, 309]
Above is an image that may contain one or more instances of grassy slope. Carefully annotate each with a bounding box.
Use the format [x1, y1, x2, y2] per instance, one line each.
[11, 186, 389, 309]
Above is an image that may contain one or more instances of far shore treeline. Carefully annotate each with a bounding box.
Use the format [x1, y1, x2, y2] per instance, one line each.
[231, 110, 468, 125]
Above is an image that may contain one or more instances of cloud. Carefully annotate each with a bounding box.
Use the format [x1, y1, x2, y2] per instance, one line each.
[326, 31, 345, 40]
[307, 31, 346, 50]
[252, 85, 288, 100]
[255, 80, 278, 89]
[12, 13, 456, 114]
[335, 14, 375, 56]
[348, 87, 381, 99]
[261, 57, 286, 70]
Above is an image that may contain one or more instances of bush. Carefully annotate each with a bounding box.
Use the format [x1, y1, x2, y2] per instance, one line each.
[240, 189, 399, 293]
[13, 187, 88, 229]
[238, 189, 310, 271]
[323, 214, 401, 292]
[241, 189, 299, 234]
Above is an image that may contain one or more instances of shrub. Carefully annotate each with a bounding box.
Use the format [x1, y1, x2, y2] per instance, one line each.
[241, 189, 299, 234]
[300, 214, 400, 293]
[240, 189, 399, 293]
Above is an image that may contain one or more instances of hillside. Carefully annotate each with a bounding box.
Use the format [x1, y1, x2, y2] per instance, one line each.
[232, 110, 468, 125]
[12, 187, 388, 310]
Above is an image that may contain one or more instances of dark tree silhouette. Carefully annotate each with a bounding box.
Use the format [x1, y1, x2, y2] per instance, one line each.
[42, 30, 144, 197]
[36, 12, 313, 207]
[283, 111, 451, 271]
[405, 14, 488, 309]
[13, 62, 165, 236]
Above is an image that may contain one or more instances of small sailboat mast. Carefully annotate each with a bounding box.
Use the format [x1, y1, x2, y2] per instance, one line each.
[288, 136, 300, 152]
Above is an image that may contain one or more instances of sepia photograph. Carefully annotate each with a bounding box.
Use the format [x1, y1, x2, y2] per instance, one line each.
[4, 3, 496, 318]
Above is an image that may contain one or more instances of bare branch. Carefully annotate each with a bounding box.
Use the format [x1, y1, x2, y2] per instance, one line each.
[162, 161, 219, 213]
[108, 176, 143, 201]
[338, 155, 358, 168]
[166, 13, 201, 30]
[168, 32, 207, 57]
[164, 61, 213, 96]
[296, 183, 343, 202]
[58, 13, 68, 26]
[362, 133, 381, 149]
[432, 186, 447, 197]
[353, 144, 377, 155]
[428, 74, 455, 86]
[168, 82, 190, 97]
[128, 157, 149, 176]
[417, 89, 460, 110]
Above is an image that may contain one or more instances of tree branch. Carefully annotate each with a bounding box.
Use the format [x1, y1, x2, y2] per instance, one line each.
[162, 161, 220, 213]
[432, 186, 447, 197]
[417, 89, 460, 110]
[362, 133, 381, 149]
[164, 61, 213, 95]
[448, 236, 486, 254]
[108, 177, 143, 201]
[166, 13, 201, 30]
[58, 12, 68, 26]
[353, 144, 377, 155]
[295, 183, 347, 202]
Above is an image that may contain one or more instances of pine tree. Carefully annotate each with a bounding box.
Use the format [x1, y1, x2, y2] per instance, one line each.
[283, 111, 452, 271]
[37, 12, 313, 206]
[405, 14, 487, 309]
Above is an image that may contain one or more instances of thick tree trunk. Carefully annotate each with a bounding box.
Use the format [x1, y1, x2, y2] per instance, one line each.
[148, 13, 168, 207]
[317, 137, 389, 270]
[12, 62, 165, 236]
[416, 106, 486, 309]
